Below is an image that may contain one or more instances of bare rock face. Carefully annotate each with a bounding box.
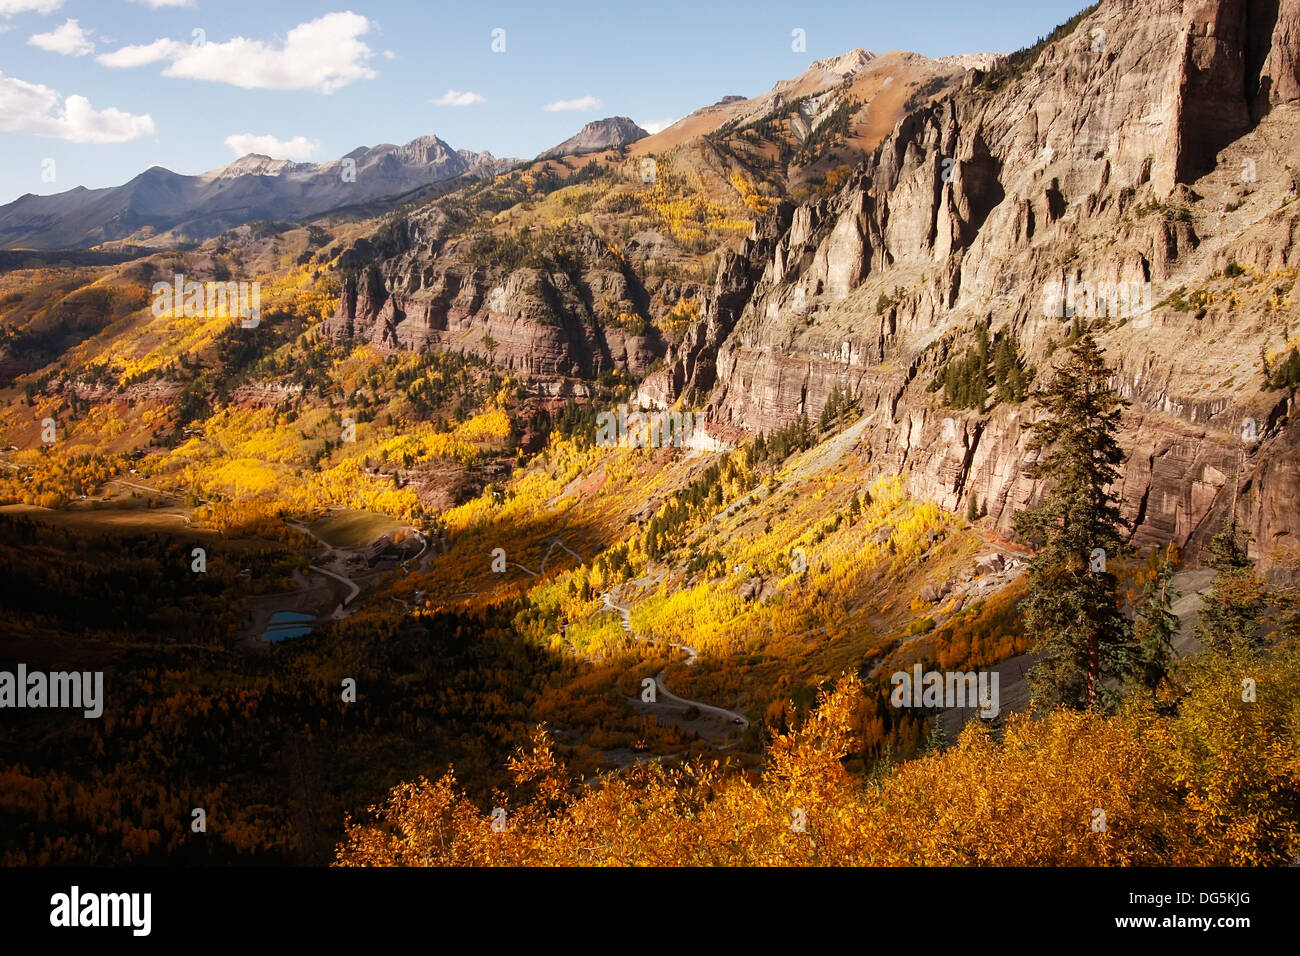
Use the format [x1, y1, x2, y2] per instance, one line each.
[326, 227, 666, 380]
[653, 0, 1300, 566]
[230, 382, 304, 408]
[1248, 0, 1300, 115]
[639, 202, 796, 411]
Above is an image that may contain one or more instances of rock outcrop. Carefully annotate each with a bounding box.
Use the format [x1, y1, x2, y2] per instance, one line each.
[325, 0, 1300, 568]
[326, 227, 668, 379]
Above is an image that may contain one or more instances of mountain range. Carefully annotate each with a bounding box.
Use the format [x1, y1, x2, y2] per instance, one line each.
[326, 0, 1300, 569]
[0, 135, 516, 251]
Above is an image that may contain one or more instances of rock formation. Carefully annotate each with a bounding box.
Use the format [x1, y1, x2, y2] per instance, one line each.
[647, 0, 1300, 566]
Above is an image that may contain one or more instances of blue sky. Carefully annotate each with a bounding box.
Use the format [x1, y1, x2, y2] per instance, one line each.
[0, 0, 1089, 204]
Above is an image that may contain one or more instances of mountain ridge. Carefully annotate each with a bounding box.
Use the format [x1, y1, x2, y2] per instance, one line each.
[325, 0, 1300, 570]
[0, 134, 518, 251]
[642, 0, 1300, 568]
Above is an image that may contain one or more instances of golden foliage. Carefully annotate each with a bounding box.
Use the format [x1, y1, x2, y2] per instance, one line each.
[728, 171, 773, 215]
[644, 163, 753, 242]
[337, 648, 1300, 866]
[661, 298, 700, 337]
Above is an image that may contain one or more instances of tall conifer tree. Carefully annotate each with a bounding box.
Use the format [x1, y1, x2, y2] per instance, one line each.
[1197, 516, 1267, 654]
[1014, 335, 1133, 709]
[1130, 543, 1181, 701]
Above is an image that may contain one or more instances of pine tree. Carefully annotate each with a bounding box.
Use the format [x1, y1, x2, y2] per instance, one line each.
[993, 332, 1029, 403]
[1013, 335, 1133, 710]
[993, 336, 1011, 389]
[966, 494, 979, 522]
[1197, 517, 1267, 654]
[1129, 543, 1180, 701]
[970, 322, 990, 409]
[1065, 314, 1084, 345]
[941, 323, 992, 410]
[921, 715, 948, 755]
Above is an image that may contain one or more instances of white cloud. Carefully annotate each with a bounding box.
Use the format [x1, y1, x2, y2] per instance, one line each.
[382, 49, 395, 60]
[128, 0, 196, 8]
[639, 117, 677, 135]
[98, 12, 377, 93]
[544, 95, 601, 112]
[224, 132, 320, 161]
[0, 70, 155, 142]
[433, 89, 483, 106]
[0, 0, 63, 16]
[96, 37, 183, 68]
[28, 18, 93, 56]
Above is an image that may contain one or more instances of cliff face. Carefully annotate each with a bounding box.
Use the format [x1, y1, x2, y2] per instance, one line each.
[326, 228, 669, 379]
[645, 0, 1300, 565]
[325, 0, 1300, 566]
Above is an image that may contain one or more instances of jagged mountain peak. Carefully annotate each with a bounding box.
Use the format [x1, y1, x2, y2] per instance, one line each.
[805, 48, 880, 77]
[932, 52, 1003, 71]
[537, 117, 649, 160]
[203, 154, 300, 181]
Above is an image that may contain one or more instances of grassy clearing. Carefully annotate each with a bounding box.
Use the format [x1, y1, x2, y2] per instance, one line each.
[309, 509, 410, 547]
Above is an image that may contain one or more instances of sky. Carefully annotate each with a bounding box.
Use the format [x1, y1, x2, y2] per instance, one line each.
[0, 0, 1090, 204]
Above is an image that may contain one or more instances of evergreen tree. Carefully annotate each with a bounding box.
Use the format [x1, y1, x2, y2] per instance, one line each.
[818, 385, 859, 431]
[921, 715, 948, 756]
[966, 494, 979, 522]
[941, 322, 992, 410]
[993, 332, 1029, 403]
[1065, 314, 1084, 345]
[1129, 543, 1181, 700]
[971, 357, 988, 411]
[1013, 335, 1133, 710]
[1197, 517, 1267, 654]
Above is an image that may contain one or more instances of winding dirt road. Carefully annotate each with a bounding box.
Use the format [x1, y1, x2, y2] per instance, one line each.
[601, 591, 750, 746]
[287, 519, 363, 618]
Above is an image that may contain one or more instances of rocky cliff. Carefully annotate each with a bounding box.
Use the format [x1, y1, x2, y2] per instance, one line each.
[326, 225, 672, 379]
[644, 0, 1300, 566]
[327, 0, 1300, 568]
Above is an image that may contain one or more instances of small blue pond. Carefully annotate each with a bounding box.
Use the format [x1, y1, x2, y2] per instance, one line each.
[264, 610, 315, 643]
